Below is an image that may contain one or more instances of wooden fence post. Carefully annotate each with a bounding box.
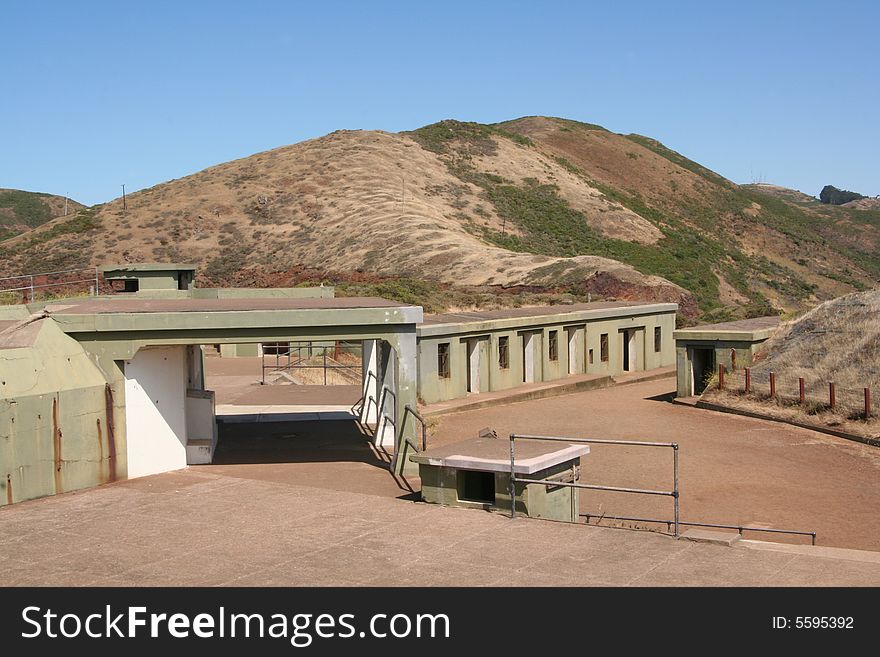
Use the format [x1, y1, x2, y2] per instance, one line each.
[799, 377, 805, 404]
[829, 382, 836, 410]
[745, 367, 751, 394]
[769, 372, 776, 399]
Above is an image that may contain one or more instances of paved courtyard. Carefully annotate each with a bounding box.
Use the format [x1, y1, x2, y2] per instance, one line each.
[2, 375, 879, 586]
[2, 467, 879, 587]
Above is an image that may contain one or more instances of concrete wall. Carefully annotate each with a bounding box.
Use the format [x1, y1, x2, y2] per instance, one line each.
[417, 310, 676, 404]
[123, 346, 188, 478]
[0, 320, 121, 506]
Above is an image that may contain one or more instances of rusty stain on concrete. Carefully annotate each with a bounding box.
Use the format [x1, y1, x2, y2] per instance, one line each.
[52, 395, 63, 494]
[104, 384, 118, 482]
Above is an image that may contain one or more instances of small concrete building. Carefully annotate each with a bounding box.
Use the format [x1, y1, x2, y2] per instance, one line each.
[417, 301, 678, 404]
[100, 263, 197, 293]
[673, 316, 780, 398]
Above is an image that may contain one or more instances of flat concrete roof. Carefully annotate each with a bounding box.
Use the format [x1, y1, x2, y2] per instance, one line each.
[40, 296, 423, 336]
[98, 263, 197, 273]
[44, 296, 409, 315]
[419, 301, 677, 337]
[674, 316, 780, 342]
[411, 436, 589, 474]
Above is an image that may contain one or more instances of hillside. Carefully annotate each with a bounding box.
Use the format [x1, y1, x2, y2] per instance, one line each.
[0, 189, 84, 240]
[704, 290, 880, 439]
[751, 290, 880, 392]
[1, 117, 878, 320]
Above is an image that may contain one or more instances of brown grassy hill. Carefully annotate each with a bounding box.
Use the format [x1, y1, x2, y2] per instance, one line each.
[0, 189, 84, 240]
[751, 290, 880, 392]
[704, 290, 880, 439]
[1, 117, 877, 320]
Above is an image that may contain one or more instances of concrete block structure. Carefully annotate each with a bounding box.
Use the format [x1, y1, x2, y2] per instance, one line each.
[411, 436, 589, 521]
[99, 263, 197, 293]
[417, 301, 678, 404]
[673, 316, 780, 397]
[0, 291, 422, 506]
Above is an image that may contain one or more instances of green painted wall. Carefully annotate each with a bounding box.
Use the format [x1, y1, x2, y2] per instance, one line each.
[417, 310, 676, 404]
[0, 320, 122, 506]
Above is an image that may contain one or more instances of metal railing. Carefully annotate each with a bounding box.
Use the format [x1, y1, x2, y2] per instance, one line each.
[261, 341, 362, 385]
[580, 514, 817, 545]
[508, 434, 680, 537]
[351, 370, 379, 417]
[351, 373, 426, 474]
[390, 404, 428, 473]
[0, 267, 100, 302]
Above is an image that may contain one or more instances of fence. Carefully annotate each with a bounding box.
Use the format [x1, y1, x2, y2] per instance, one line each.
[261, 341, 362, 385]
[508, 434, 680, 537]
[716, 364, 874, 421]
[0, 267, 100, 302]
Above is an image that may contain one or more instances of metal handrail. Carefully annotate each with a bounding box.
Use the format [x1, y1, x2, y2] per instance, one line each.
[509, 433, 680, 537]
[581, 514, 817, 546]
[351, 370, 379, 416]
[390, 404, 428, 473]
[377, 385, 397, 429]
[0, 266, 96, 282]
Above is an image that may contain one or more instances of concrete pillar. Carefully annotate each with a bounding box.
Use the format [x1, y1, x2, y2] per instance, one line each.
[376, 340, 397, 448]
[385, 329, 419, 476]
[360, 339, 379, 424]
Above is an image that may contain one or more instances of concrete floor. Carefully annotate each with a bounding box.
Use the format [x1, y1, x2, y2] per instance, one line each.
[2, 466, 879, 587]
[3, 375, 880, 586]
[429, 378, 880, 551]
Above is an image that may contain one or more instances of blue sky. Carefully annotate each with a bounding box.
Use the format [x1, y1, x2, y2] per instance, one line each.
[1, 1, 877, 205]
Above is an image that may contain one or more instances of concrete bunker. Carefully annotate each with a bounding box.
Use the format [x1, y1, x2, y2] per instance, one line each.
[674, 316, 780, 398]
[411, 434, 589, 522]
[0, 294, 423, 506]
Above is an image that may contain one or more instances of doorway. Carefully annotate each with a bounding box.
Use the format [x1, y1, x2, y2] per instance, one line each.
[467, 338, 481, 393]
[690, 347, 716, 395]
[622, 329, 637, 372]
[522, 333, 536, 383]
[566, 327, 578, 375]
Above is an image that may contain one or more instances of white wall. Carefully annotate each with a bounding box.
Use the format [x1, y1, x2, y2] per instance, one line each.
[124, 346, 188, 478]
[361, 339, 379, 424]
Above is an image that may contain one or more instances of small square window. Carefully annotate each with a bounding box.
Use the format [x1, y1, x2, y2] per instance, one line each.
[588, 349, 594, 365]
[654, 326, 662, 353]
[438, 343, 451, 379]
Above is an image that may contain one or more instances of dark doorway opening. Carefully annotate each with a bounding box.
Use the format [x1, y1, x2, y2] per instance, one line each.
[691, 347, 716, 394]
[457, 470, 495, 504]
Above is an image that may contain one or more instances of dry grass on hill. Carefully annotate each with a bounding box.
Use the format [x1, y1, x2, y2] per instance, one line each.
[704, 290, 880, 438]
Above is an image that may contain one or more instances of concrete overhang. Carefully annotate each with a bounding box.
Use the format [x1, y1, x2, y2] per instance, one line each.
[417, 302, 678, 339]
[42, 297, 423, 335]
[673, 316, 780, 343]
[673, 329, 776, 343]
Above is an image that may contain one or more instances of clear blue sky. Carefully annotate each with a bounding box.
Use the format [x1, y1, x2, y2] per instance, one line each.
[1, 0, 877, 206]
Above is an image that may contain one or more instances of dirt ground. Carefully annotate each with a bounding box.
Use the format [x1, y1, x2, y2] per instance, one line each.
[426, 379, 880, 551]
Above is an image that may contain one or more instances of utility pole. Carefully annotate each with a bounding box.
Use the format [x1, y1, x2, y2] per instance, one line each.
[122, 184, 127, 213]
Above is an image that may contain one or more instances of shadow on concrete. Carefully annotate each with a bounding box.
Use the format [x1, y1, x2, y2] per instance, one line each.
[214, 419, 392, 471]
[644, 390, 677, 404]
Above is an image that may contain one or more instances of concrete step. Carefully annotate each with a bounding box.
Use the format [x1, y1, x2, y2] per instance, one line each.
[681, 528, 741, 546]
